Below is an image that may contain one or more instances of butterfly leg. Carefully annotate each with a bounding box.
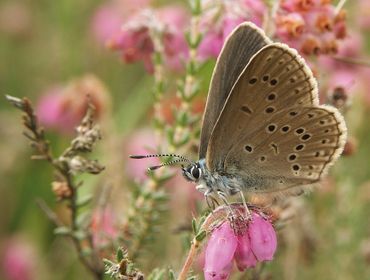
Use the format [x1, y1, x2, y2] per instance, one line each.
[238, 190, 252, 220]
[217, 190, 248, 235]
[205, 194, 219, 210]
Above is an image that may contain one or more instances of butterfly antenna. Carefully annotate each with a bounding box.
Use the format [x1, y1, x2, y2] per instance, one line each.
[147, 158, 189, 171]
[129, 153, 192, 163]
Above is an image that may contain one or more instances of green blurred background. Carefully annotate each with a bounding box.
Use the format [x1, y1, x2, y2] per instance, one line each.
[1, 0, 370, 279]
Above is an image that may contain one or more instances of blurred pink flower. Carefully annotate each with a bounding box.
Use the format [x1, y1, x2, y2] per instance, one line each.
[36, 87, 66, 130]
[108, 6, 189, 73]
[90, 5, 123, 44]
[275, 0, 347, 56]
[275, 13, 305, 39]
[125, 129, 159, 181]
[280, 0, 322, 13]
[36, 74, 110, 134]
[198, 31, 224, 60]
[91, 207, 119, 248]
[1, 237, 36, 280]
[90, 0, 152, 45]
[204, 212, 277, 279]
[198, 0, 267, 60]
[109, 25, 154, 72]
[327, 70, 355, 96]
[318, 33, 362, 71]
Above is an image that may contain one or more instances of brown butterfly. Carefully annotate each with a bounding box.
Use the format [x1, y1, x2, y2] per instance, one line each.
[131, 22, 347, 204]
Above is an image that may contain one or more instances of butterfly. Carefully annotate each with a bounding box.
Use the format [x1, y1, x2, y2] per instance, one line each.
[131, 22, 347, 203]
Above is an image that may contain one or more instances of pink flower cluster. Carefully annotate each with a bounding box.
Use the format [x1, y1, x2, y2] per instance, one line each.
[198, 0, 267, 60]
[1, 237, 36, 280]
[204, 212, 277, 280]
[107, 6, 189, 73]
[36, 74, 110, 134]
[90, 0, 151, 44]
[275, 0, 346, 55]
[101, 0, 268, 72]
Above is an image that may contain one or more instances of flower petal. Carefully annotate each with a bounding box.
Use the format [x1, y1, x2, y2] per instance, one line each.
[204, 222, 237, 280]
[248, 213, 277, 262]
[234, 234, 257, 271]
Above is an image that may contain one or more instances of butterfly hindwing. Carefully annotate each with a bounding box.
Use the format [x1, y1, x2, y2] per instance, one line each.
[205, 43, 346, 192]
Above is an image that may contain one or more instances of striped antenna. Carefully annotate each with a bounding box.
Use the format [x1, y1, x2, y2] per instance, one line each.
[129, 153, 191, 163]
[147, 158, 189, 171]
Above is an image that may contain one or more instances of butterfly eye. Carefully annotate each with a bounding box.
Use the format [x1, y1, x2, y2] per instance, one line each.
[191, 166, 201, 180]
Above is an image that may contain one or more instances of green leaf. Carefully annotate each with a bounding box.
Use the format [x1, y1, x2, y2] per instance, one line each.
[76, 194, 93, 207]
[168, 269, 176, 280]
[103, 258, 115, 267]
[189, 0, 201, 15]
[81, 247, 92, 257]
[73, 230, 87, 240]
[54, 226, 71, 236]
[76, 211, 91, 228]
[116, 247, 124, 262]
[195, 230, 206, 242]
[192, 218, 197, 234]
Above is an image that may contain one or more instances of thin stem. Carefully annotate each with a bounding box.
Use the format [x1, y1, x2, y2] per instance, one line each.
[177, 205, 230, 280]
[335, 0, 347, 14]
[177, 239, 200, 280]
[36, 198, 64, 227]
[331, 55, 370, 68]
[7, 96, 104, 280]
[36, 198, 103, 279]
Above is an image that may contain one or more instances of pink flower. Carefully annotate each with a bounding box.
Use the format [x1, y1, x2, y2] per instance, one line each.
[327, 70, 355, 96]
[204, 222, 237, 280]
[234, 232, 257, 270]
[318, 33, 362, 71]
[36, 74, 110, 134]
[109, 24, 154, 72]
[108, 6, 189, 73]
[247, 213, 277, 262]
[90, 5, 123, 44]
[198, 0, 267, 60]
[204, 212, 277, 279]
[90, 0, 152, 45]
[275, 0, 347, 56]
[91, 207, 119, 248]
[280, 0, 319, 12]
[198, 31, 225, 60]
[1, 237, 36, 280]
[275, 13, 306, 39]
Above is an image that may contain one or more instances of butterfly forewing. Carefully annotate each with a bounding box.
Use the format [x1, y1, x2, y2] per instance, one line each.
[199, 23, 271, 159]
[206, 43, 347, 193]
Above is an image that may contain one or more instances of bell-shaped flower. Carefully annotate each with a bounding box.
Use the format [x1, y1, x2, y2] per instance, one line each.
[204, 222, 237, 280]
[248, 213, 277, 262]
[234, 234, 257, 271]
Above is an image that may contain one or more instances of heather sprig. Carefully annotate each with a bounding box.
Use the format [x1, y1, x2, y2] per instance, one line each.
[6, 95, 105, 279]
[117, 0, 205, 266]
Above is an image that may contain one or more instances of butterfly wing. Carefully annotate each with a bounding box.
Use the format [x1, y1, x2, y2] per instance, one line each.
[199, 22, 271, 159]
[206, 43, 347, 192]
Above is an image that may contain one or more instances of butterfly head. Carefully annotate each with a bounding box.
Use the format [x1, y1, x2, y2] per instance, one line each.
[181, 162, 202, 183]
